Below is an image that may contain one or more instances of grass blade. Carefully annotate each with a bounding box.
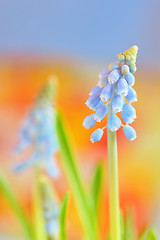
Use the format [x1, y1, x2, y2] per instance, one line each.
[56, 110, 98, 240]
[0, 169, 34, 239]
[91, 162, 104, 214]
[59, 192, 69, 240]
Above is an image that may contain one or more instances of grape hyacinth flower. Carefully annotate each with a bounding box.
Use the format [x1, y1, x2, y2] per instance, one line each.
[83, 46, 138, 142]
[15, 78, 60, 178]
[40, 177, 60, 238]
[83, 46, 139, 240]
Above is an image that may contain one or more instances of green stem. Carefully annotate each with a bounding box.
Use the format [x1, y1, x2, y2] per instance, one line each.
[107, 103, 120, 240]
[33, 166, 48, 240]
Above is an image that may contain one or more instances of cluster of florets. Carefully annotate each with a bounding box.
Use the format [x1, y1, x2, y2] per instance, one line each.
[15, 81, 59, 177]
[43, 193, 60, 237]
[83, 46, 138, 143]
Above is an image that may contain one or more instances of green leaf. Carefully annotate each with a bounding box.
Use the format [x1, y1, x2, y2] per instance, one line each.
[139, 229, 158, 240]
[125, 210, 136, 240]
[56, 110, 98, 240]
[91, 162, 104, 214]
[59, 192, 69, 240]
[147, 229, 157, 240]
[0, 169, 34, 239]
[33, 167, 48, 240]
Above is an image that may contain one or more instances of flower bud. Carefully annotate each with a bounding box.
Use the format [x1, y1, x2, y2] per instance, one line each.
[89, 85, 102, 96]
[121, 103, 136, 124]
[100, 84, 113, 101]
[90, 128, 104, 143]
[86, 93, 101, 110]
[108, 114, 121, 131]
[121, 65, 129, 75]
[125, 73, 135, 86]
[112, 94, 124, 113]
[94, 105, 108, 122]
[123, 125, 136, 140]
[117, 78, 128, 96]
[108, 70, 120, 84]
[83, 114, 96, 129]
[126, 86, 137, 103]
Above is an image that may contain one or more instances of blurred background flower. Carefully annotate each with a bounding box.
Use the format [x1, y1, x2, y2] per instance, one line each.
[0, 0, 160, 239]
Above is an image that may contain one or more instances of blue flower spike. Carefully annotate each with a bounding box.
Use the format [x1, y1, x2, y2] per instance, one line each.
[83, 45, 138, 142]
[15, 76, 60, 177]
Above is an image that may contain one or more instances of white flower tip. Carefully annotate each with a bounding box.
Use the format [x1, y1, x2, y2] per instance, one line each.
[94, 116, 101, 122]
[100, 95, 106, 102]
[90, 138, 94, 143]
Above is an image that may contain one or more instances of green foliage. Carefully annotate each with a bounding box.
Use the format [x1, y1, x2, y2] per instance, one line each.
[139, 229, 158, 240]
[0, 169, 34, 239]
[91, 162, 104, 214]
[56, 110, 99, 240]
[33, 167, 48, 240]
[125, 210, 136, 240]
[59, 192, 70, 240]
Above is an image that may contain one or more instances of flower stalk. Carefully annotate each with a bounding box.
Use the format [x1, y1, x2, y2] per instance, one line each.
[107, 101, 120, 240]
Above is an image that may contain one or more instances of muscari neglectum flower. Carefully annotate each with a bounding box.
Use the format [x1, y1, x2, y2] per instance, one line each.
[15, 77, 60, 177]
[83, 46, 138, 142]
[40, 177, 60, 238]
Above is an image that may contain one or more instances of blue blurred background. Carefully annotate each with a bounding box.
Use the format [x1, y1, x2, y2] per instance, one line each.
[0, 0, 159, 66]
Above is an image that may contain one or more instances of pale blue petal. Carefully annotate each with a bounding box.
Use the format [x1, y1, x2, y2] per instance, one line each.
[125, 73, 135, 86]
[112, 94, 124, 113]
[117, 78, 129, 96]
[100, 84, 113, 101]
[90, 128, 104, 143]
[89, 85, 102, 96]
[108, 114, 121, 131]
[108, 70, 120, 84]
[126, 86, 137, 103]
[86, 93, 101, 110]
[123, 125, 136, 140]
[99, 68, 110, 78]
[121, 103, 136, 124]
[83, 114, 96, 129]
[94, 105, 108, 122]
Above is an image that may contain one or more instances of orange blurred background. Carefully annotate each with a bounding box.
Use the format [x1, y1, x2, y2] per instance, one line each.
[0, 0, 160, 239]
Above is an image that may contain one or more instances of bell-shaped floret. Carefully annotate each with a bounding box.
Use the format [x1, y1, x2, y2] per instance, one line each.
[125, 72, 135, 86]
[108, 114, 122, 132]
[86, 93, 101, 110]
[83, 114, 96, 129]
[100, 84, 113, 101]
[126, 86, 137, 103]
[112, 94, 124, 113]
[123, 125, 136, 140]
[121, 103, 136, 124]
[94, 105, 108, 122]
[108, 70, 120, 84]
[90, 128, 104, 143]
[89, 85, 102, 96]
[117, 78, 128, 96]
